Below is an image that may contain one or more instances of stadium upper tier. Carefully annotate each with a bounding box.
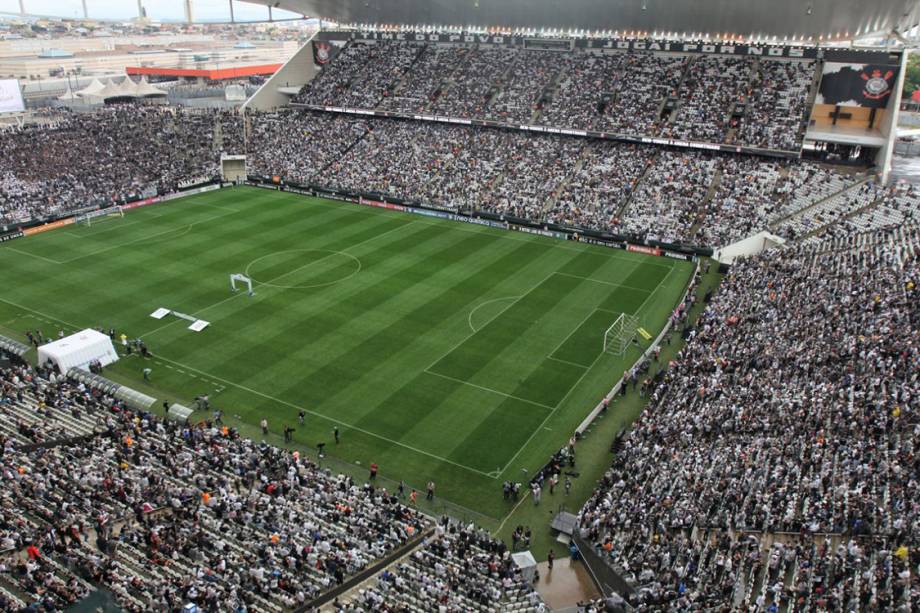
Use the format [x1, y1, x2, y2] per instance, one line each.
[292, 41, 818, 153]
[2, 107, 919, 248]
[248, 0, 920, 41]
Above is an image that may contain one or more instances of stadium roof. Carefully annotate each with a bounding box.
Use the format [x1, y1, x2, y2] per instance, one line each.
[245, 0, 920, 40]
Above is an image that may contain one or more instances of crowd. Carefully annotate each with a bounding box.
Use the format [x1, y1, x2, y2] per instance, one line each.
[334, 516, 544, 612]
[808, 182, 920, 244]
[615, 150, 719, 244]
[0, 357, 432, 611]
[0, 106, 240, 225]
[546, 141, 656, 230]
[295, 42, 422, 110]
[666, 56, 751, 144]
[576, 230, 920, 611]
[736, 59, 815, 151]
[2, 102, 883, 251]
[294, 40, 817, 150]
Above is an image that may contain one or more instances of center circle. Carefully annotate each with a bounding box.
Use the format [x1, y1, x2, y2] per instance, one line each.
[244, 249, 362, 289]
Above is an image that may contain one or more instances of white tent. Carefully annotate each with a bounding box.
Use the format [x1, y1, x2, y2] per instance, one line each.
[134, 76, 167, 98]
[75, 78, 105, 97]
[119, 76, 141, 97]
[37, 329, 119, 373]
[97, 78, 136, 101]
[511, 551, 538, 583]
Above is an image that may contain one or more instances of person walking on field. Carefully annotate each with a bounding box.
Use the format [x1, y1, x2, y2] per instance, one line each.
[260, 418, 268, 436]
[369, 462, 378, 480]
[548, 550, 555, 570]
[409, 490, 418, 505]
[426, 481, 435, 501]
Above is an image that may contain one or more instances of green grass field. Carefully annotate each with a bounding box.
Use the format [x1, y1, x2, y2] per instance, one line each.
[0, 186, 693, 518]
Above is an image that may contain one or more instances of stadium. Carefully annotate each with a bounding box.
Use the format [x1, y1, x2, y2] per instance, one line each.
[0, 0, 917, 611]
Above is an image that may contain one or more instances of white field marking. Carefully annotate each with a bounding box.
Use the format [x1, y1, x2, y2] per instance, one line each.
[492, 490, 532, 537]
[62, 209, 168, 238]
[193, 202, 242, 213]
[1, 246, 65, 265]
[548, 307, 607, 359]
[63, 217, 150, 238]
[244, 249, 362, 290]
[495, 260, 680, 477]
[553, 271, 653, 293]
[0, 293, 497, 477]
[0, 298, 78, 329]
[423, 368, 556, 412]
[546, 355, 590, 369]
[467, 296, 521, 332]
[141, 352, 497, 478]
[56, 208, 244, 264]
[424, 271, 557, 373]
[138, 220, 417, 339]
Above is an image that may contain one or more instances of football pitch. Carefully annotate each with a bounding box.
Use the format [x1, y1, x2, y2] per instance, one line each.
[0, 187, 694, 518]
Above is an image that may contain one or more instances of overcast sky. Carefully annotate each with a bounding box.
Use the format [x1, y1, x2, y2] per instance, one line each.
[0, 0, 302, 22]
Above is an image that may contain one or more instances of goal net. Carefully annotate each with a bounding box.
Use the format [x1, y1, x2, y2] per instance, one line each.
[603, 313, 640, 355]
[75, 205, 125, 227]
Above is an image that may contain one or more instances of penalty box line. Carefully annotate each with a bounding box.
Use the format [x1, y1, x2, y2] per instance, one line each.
[494, 261, 680, 477]
[0, 295, 496, 480]
[422, 369, 556, 413]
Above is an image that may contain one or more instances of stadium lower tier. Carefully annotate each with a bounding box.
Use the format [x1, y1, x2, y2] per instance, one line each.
[3, 107, 919, 250]
[577, 225, 920, 611]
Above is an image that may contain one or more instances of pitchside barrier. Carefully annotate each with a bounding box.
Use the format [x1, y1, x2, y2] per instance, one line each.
[248, 176, 714, 259]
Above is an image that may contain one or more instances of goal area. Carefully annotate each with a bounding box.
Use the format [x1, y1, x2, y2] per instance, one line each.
[75, 205, 125, 227]
[603, 313, 640, 355]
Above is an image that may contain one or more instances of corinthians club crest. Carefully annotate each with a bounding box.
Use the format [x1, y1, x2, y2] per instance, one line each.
[314, 42, 332, 65]
[861, 68, 894, 101]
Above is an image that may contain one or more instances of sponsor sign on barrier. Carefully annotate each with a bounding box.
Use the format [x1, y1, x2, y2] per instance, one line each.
[358, 197, 406, 212]
[122, 197, 160, 211]
[256, 181, 700, 261]
[510, 224, 567, 240]
[408, 208, 450, 220]
[627, 244, 663, 257]
[579, 236, 627, 250]
[0, 230, 24, 242]
[23, 218, 75, 236]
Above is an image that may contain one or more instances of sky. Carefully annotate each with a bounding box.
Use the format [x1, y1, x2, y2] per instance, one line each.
[0, 0, 303, 22]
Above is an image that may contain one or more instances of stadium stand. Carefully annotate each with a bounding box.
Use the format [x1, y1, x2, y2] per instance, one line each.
[735, 59, 816, 151]
[334, 517, 544, 612]
[1, 104, 883, 251]
[666, 56, 753, 144]
[576, 231, 920, 611]
[292, 41, 818, 151]
[0, 360, 430, 611]
[296, 41, 422, 109]
[0, 107, 229, 225]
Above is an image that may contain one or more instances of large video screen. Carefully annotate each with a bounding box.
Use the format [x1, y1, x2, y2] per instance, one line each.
[0, 79, 25, 114]
[816, 63, 900, 109]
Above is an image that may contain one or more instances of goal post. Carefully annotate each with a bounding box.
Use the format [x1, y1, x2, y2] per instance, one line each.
[75, 205, 125, 227]
[603, 313, 640, 355]
[230, 273, 254, 296]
